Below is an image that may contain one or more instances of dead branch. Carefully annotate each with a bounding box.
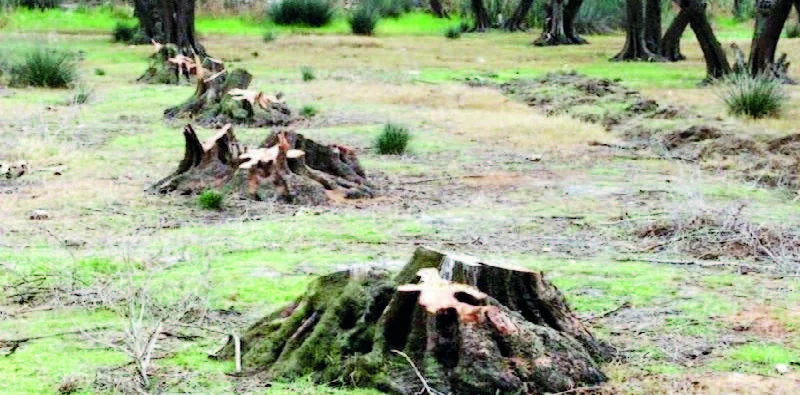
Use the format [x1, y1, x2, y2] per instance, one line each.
[1, 326, 111, 357]
[391, 350, 445, 395]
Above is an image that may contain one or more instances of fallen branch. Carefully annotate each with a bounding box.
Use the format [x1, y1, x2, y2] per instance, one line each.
[1, 325, 111, 357]
[391, 350, 445, 395]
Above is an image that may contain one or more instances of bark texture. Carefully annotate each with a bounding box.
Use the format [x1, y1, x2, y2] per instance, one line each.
[684, 0, 731, 80]
[661, 5, 689, 61]
[429, 0, 449, 18]
[534, 0, 587, 45]
[164, 67, 293, 127]
[504, 0, 534, 31]
[215, 246, 609, 395]
[148, 124, 373, 204]
[136, 0, 206, 84]
[612, 0, 664, 60]
[645, 0, 662, 53]
[471, 0, 492, 31]
[749, 0, 793, 79]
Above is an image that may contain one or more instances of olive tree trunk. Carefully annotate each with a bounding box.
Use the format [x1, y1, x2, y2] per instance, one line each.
[645, 0, 662, 52]
[684, 0, 731, 80]
[471, 0, 492, 31]
[505, 0, 534, 31]
[748, 0, 792, 78]
[612, 0, 664, 60]
[661, 3, 689, 61]
[534, 0, 587, 45]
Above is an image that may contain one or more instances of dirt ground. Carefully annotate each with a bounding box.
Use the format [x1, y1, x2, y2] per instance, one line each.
[2, 27, 800, 394]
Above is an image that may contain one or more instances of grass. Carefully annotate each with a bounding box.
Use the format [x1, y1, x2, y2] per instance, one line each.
[6, 47, 77, 88]
[719, 72, 787, 119]
[198, 190, 224, 210]
[301, 104, 319, 117]
[348, 5, 379, 36]
[375, 123, 411, 154]
[444, 25, 461, 39]
[300, 66, 315, 81]
[269, 0, 335, 27]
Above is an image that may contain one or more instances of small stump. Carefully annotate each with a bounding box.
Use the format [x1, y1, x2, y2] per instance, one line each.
[214, 247, 609, 394]
[164, 68, 293, 128]
[148, 124, 373, 204]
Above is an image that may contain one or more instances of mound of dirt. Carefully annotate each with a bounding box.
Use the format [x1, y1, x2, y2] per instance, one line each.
[214, 247, 610, 395]
[500, 72, 800, 189]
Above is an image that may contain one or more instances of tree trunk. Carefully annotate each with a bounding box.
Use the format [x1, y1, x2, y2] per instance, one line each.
[733, 0, 744, 20]
[661, 5, 689, 61]
[748, 0, 792, 78]
[136, 0, 207, 84]
[612, 0, 664, 60]
[214, 247, 610, 394]
[429, 0, 449, 18]
[684, 0, 731, 80]
[504, 0, 534, 31]
[534, 0, 587, 45]
[164, 66, 294, 127]
[645, 0, 662, 53]
[148, 125, 373, 204]
[471, 0, 492, 31]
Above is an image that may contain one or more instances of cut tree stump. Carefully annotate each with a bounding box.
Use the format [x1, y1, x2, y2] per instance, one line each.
[214, 246, 609, 394]
[164, 66, 293, 128]
[148, 124, 373, 204]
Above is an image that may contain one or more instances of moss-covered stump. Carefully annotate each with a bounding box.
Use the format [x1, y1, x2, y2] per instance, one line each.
[147, 124, 373, 204]
[136, 43, 214, 85]
[214, 246, 609, 394]
[163, 67, 293, 128]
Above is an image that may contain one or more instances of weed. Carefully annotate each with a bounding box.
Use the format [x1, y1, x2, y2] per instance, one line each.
[269, 0, 334, 27]
[70, 84, 93, 105]
[9, 47, 77, 88]
[112, 21, 137, 43]
[301, 104, 318, 117]
[785, 22, 800, 38]
[94, 68, 106, 76]
[349, 5, 379, 35]
[719, 73, 787, 119]
[300, 66, 315, 81]
[198, 190, 224, 210]
[263, 30, 277, 42]
[375, 123, 411, 155]
[444, 25, 461, 39]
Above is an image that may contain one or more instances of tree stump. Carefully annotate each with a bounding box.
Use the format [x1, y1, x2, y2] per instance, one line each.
[148, 124, 373, 204]
[214, 247, 609, 394]
[164, 68, 293, 128]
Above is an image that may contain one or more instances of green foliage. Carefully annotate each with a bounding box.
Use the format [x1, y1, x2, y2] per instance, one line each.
[301, 104, 318, 117]
[785, 22, 800, 38]
[198, 190, 224, 210]
[17, 0, 60, 10]
[375, 123, 410, 155]
[719, 73, 787, 119]
[94, 68, 105, 76]
[69, 84, 92, 105]
[112, 21, 137, 43]
[349, 4, 380, 35]
[9, 47, 77, 88]
[300, 66, 315, 81]
[367, 0, 414, 18]
[444, 25, 461, 39]
[574, 0, 624, 34]
[262, 30, 277, 42]
[269, 0, 334, 27]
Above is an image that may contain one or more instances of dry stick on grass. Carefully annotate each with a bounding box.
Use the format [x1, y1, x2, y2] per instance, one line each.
[1, 326, 111, 357]
[390, 350, 445, 395]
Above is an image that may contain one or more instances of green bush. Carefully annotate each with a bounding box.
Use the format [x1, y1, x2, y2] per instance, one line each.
[263, 30, 278, 42]
[375, 123, 411, 155]
[349, 5, 379, 35]
[368, 0, 414, 18]
[301, 104, 319, 117]
[18, 0, 60, 10]
[10, 48, 77, 88]
[94, 68, 106, 76]
[112, 21, 137, 43]
[300, 66, 315, 81]
[444, 25, 461, 39]
[719, 73, 787, 119]
[198, 190, 224, 210]
[270, 0, 334, 27]
[785, 22, 800, 39]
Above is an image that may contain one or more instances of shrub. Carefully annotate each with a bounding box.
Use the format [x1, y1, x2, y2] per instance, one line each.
[10, 48, 77, 88]
[270, 0, 334, 27]
[573, 0, 624, 35]
[94, 68, 106, 76]
[444, 25, 461, 39]
[785, 22, 800, 39]
[349, 5, 379, 35]
[112, 21, 137, 43]
[70, 84, 92, 105]
[301, 104, 318, 117]
[375, 123, 410, 155]
[198, 190, 224, 210]
[368, 0, 413, 18]
[300, 66, 315, 81]
[719, 73, 787, 119]
[18, 0, 60, 10]
[263, 30, 277, 42]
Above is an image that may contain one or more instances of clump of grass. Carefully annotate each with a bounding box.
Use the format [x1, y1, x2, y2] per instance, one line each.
[112, 21, 137, 43]
[444, 25, 461, 39]
[94, 68, 106, 76]
[9, 48, 77, 88]
[263, 30, 278, 42]
[301, 104, 318, 117]
[375, 123, 411, 155]
[785, 22, 800, 38]
[349, 5, 379, 35]
[719, 73, 787, 119]
[69, 84, 92, 105]
[300, 66, 315, 81]
[198, 190, 223, 210]
[270, 0, 334, 27]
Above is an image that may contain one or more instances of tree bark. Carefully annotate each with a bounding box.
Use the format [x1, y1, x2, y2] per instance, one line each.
[429, 0, 449, 18]
[471, 0, 492, 31]
[534, 0, 587, 45]
[504, 0, 534, 31]
[149, 125, 372, 204]
[748, 0, 792, 78]
[684, 0, 731, 80]
[612, 0, 664, 60]
[645, 0, 662, 53]
[214, 247, 610, 394]
[661, 5, 689, 61]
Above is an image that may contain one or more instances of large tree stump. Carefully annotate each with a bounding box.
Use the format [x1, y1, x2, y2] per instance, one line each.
[214, 247, 609, 394]
[148, 124, 373, 204]
[164, 68, 293, 128]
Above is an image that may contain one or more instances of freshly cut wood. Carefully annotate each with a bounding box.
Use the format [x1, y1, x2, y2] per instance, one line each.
[214, 246, 609, 394]
[148, 124, 373, 204]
